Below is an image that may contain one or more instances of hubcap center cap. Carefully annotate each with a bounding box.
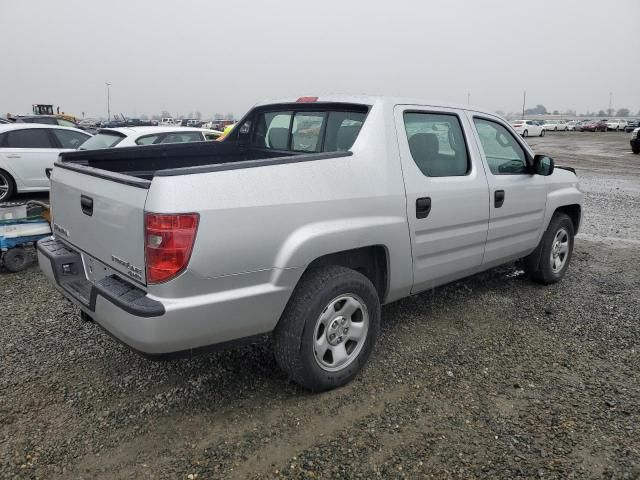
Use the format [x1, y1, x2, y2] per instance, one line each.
[327, 316, 347, 345]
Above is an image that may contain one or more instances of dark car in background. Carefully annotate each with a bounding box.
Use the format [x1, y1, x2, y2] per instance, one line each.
[125, 118, 153, 127]
[581, 119, 608, 132]
[631, 128, 640, 154]
[625, 119, 640, 133]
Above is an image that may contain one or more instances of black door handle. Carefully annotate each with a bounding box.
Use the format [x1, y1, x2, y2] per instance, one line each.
[80, 195, 94, 216]
[494, 190, 505, 208]
[416, 197, 432, 219]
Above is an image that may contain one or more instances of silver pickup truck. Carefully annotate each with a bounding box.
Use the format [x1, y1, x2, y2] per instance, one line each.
[38, 95, 582, 391]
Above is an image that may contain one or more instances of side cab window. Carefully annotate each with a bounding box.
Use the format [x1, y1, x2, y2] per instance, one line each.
[473, 118, 529, 175]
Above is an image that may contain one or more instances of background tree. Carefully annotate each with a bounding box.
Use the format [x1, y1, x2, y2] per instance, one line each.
[552, 110, 559, 115]
[494, 110, 506, 117]
[606, 108, 614, 116]
[615, 108, 630, 117]
[597, 110, 606, 117]
[160, 110, 171, 119]
[524, 104, 547, 115]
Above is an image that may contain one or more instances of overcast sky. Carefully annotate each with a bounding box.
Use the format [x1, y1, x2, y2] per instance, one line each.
[1, 0, 639, 119]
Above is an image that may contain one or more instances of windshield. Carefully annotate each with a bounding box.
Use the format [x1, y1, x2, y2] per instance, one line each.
[79, 131, 124, 149]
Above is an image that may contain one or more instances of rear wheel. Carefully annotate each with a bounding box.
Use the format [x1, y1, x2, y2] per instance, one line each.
[0, 169, 15, 203]
[523, 213, 574, 285]
[540, 129, 546, 137]
[273, 265, 380, 392]
[3, 247, 30, 273]
[523, 130, 528, 137]
[632, 146, 640, 154]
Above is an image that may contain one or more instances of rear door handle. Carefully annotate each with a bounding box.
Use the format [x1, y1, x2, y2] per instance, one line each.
[416, 197, 432, 219]
[494, 190, 505, 208]
[6, 154, 21, 159]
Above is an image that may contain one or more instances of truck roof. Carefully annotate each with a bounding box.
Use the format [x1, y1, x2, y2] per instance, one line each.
[255, 94, 494, 116]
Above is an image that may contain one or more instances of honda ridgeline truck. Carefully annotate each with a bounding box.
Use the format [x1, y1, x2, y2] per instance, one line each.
[38, 95, 582, 391]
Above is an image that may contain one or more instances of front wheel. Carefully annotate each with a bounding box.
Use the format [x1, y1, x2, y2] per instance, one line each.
[523, 213, 575, 284]
[540, 129, 546, 137]
[632, 146, 640, 154]
[523, 130, 528, 137]
[273, 265, 380, 392]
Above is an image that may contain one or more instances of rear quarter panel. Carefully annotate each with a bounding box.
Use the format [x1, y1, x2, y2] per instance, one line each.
[144, 99, 414, 308]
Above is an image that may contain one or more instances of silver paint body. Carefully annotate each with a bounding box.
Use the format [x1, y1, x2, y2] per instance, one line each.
[40, 95, 582, 354]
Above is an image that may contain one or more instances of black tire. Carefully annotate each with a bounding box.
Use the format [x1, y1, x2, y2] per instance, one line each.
[523, 130, 528, 137]
[632, 146, 640, 154]
[540, 129, 546, 137]
[523, 213, 575, 285]
[273, 265, 381, 392]
[0, 169, 16, 203]
[554, 127, 557, 131]
[3, 247, 30, 273]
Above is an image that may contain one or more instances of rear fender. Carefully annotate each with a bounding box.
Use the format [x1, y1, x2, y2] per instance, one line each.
[270, 216, 413, 303]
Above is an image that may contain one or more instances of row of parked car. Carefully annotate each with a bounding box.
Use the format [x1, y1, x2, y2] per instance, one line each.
[0, 122, 225, 202]
[511, 118, 639, 136]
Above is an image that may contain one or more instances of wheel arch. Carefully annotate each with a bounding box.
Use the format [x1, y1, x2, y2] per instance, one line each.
[554, 204, 581, 233]
[304, 245, 389, 303]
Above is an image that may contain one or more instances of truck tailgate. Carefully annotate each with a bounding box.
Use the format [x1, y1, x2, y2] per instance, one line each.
[50, 166, 149, 284]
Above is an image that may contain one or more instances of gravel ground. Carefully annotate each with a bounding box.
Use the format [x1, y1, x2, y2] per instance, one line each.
[1, 132, 639, 479]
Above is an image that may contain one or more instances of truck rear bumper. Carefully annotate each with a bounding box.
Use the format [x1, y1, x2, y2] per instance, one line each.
[37, 237, 292, 356]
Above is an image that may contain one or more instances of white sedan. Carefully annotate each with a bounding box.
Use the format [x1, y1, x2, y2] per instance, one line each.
[78, 126, 222, 150]
[0, 123, 92, 202]
[510, 120, 545, 137]
[606, 119, 628, 131]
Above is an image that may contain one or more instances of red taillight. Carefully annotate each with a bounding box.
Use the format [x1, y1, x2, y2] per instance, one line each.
[296, 96, 318, 103]
[144, 213, 199, 284]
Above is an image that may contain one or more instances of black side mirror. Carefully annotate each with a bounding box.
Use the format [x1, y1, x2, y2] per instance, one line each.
[532, 154, 554, 176]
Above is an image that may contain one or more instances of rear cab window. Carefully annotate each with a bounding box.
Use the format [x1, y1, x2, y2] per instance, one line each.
[245, 104, 368, 153]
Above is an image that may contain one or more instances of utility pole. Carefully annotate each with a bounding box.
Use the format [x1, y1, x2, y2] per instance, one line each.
[522, 90, 526, 119]
[105, 82, 112, 121]
[609, 91, 613, 114]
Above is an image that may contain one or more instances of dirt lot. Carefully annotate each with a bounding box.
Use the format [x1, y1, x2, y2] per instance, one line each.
[1, 132, 639, 479]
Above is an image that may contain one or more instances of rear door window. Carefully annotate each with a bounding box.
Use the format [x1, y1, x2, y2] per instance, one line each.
[135, 134, 162, 145]
[6, 129, 53, 148]
[52, 129, 90, 148]
[403, 112, 469, 177]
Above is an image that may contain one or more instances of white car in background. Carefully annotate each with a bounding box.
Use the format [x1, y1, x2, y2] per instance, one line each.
[606, 119, 628, 131]
[0, 123, 92, 201]
[566, 120, 579, 131]
[510, 119, 545, 137]
[542, 120, 568, 131]
[78, 126, 222, 150]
